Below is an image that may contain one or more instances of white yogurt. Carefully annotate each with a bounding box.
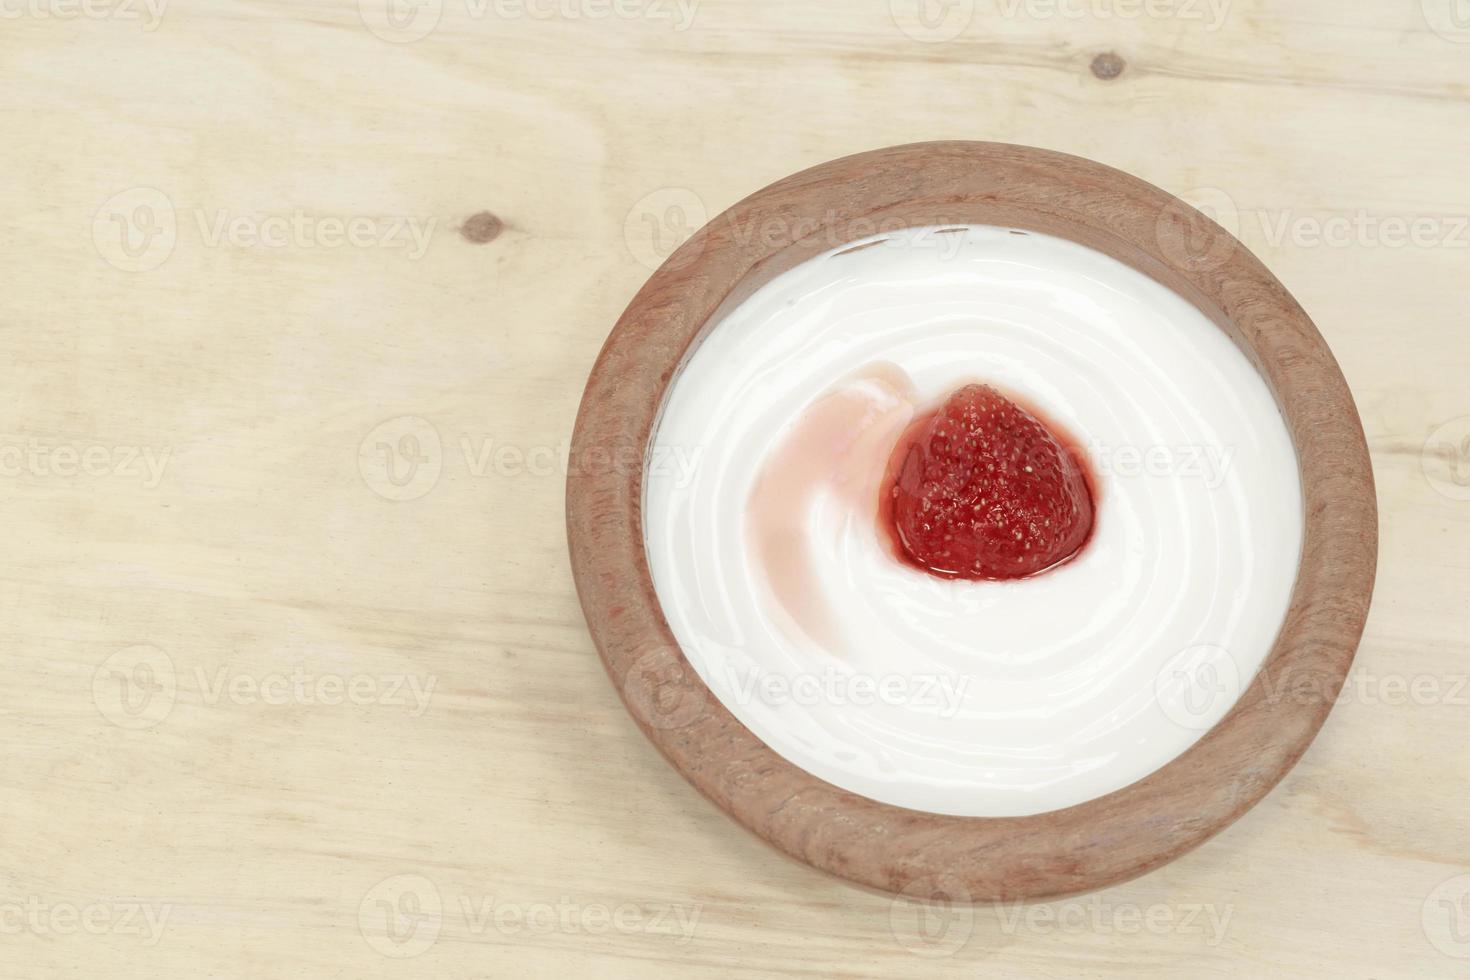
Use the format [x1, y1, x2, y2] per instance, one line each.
[643, 225, 1302, 817]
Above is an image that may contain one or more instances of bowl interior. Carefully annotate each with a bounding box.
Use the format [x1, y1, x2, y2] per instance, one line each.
[643, 220, 1306, 818]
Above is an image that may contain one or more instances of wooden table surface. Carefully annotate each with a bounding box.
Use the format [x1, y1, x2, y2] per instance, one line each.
[4, 1, 1468, 976]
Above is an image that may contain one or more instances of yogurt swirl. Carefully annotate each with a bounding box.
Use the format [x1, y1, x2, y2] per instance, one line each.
[643, 225, 1302, 817]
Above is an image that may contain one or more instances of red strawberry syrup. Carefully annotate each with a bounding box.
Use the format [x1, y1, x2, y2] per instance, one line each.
[878, 384, 1098, 581]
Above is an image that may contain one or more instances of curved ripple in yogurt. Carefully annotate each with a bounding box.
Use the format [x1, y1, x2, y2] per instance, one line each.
[642, 225, 1302, 817]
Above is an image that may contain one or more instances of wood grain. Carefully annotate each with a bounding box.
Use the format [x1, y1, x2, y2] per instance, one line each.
[1, 1, 1465, 976]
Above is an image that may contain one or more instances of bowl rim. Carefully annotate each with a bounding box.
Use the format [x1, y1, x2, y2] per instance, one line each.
[566, 140, 1377, 902]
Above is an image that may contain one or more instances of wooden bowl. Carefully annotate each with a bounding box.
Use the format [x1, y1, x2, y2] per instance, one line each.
[566, 141, 1377, 901]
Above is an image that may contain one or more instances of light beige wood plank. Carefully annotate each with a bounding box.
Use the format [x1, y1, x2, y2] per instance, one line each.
[0, 0, 1466, 975]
